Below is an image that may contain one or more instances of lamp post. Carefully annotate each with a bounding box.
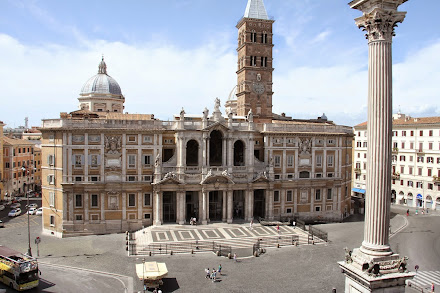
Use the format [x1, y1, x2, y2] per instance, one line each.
[22, 167, 32, 257]
[142, 258, 146, 292]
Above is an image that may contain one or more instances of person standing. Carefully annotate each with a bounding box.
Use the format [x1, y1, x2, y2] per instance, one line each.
[250, 219, 253, 230]
[233, 253, 237, 262]
[431, 282, 435, 292]
[276, 224, 280, 237]
[406, 209, 409, 217]
[218, 264, 222, 275]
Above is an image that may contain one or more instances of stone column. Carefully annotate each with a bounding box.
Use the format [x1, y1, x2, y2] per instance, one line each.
[340, 2, 413, 292]
[154, 190, 162, 225]
[227, 190, 233, 223]
[247, 188, 253, 221]
[178, 191, 185, 225]
[222, 191, 227, 222]
[202, 188, 208, 225]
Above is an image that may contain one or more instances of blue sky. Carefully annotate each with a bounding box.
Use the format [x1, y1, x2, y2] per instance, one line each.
[1, 0, 439, 128]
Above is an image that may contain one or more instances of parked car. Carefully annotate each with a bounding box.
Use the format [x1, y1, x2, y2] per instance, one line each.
[27, 208, 37, 215]
[8, 208, 21, 217]
[14, 197, 22, 202]
[0, 205, 5, 211]
[35, 208, 43, 216]
[0, 220, 4, 228]
[29, 203, 38, 209]
[10, 203, 21, 209]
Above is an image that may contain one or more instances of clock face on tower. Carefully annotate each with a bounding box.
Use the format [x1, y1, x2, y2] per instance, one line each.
[253, 82, 265, 94]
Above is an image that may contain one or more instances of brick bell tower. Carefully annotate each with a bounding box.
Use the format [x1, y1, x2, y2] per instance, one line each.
[236, 0, 274, 122]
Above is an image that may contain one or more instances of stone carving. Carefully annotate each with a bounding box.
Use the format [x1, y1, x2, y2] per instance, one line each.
[344, 247, 353, 264]
[214, 97, 221, 112]
[256, 73, 261, 81]
[247, 109, 254, 123]
[355, 9, 406, 42]
[155, 154, 161, 167]
[203, 107, 209, 120]
[206, 168, 213, 177]
[221, 170, 231, 177]
[163, 172, 177, 180]
[105, 136, 121, 154]
[300, 138, 311, 154]
[180, 108, 185, 120]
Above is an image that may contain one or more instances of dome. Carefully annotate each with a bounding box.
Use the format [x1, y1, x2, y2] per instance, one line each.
[227, 85, 238, 101]
[80, 57, 123, 97]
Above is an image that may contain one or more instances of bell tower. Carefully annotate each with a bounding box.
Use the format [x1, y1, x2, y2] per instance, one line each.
[236, 0, 274, 122]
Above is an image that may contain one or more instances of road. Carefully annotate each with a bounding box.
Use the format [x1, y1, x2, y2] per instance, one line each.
[0, 204, 438, 292]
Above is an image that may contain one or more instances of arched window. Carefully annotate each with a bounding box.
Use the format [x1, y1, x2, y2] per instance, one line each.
[186, 140, 199, 166]
[209, 130, 223, 166]
[234, 140, 245, 166]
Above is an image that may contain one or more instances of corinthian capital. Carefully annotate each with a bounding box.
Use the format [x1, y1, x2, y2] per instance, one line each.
[355, 8, 406, 42]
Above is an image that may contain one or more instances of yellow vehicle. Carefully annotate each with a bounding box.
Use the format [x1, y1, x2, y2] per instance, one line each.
[136, 261, 168, 290]
[0, 246, 39, 291]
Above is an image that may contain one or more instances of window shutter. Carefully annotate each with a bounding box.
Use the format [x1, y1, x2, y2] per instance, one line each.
[81, 155, 85, 165]
[97, 155, 101, 165]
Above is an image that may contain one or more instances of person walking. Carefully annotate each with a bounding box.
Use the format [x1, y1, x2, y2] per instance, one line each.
[276, 224, 280, 238]
[250, 219, 253, 230]
[431, 282, 435, 292]
[406, 209, 409, 217]
[218, 264, 222, 275]
[212, 269, 217, 282]
[233, 253, 237, 262]
[205, 268, 210, 279]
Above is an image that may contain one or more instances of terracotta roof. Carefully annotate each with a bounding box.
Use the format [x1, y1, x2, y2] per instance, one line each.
[355, 116, 440, 128]
[3, 136, 37, 146]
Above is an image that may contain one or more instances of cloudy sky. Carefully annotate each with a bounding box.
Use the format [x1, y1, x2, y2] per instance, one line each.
[1, 0, 439, 128]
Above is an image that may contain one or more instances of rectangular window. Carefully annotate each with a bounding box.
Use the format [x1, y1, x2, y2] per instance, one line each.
[327, 189, 332, 200]
[315, 189, 321, 201]
[418, 168, 422, 176]
[402, 131, 406, 136]
[47, 175, 55, 184]
[401, 142, 405, 149]
[75, 214, 83, 221]
[427, 157, 434, 163]
[74, 154, 83, 168]
[327, 155, 334, 167]
[420, 130, 423, 136]
[315, 206, 321, 212]
[143, 155, 152, 166]
[286, 208, 292, 214]
[427, 169, 432, 176]
[274, 190, 280, 202]
[75, 194, 82, 207]
[91, 194, 99, 207]
[50, 215, 55, 226]
[128, 176, 136, 182]
[144, 214, 151, 219]
[400, 166, 404, 174]
[316, 155, 322, 167]
[274, 155, 281, 167]
[49, 192, 55, 207]
[127, 135, 137, 143]
[409, 167, 413, 175]
[407, 181, 413, 187]
[400, 180, 404, 185]
[411, 131, 414, 137]
[410, 142, 414, 149]
[419, 142, 423, 151]
[128, 193, 136, 207]
[262, 33, 267, 44]
[287, 155, 294, 167]
[429, 130, 433, 136]
[286, 190, 293, 202]
[428, 183, 433, 190]
[128, 154, 136, 168]
[48, 154, 55, 166]
[429, 143, 433, 150]
[144, 193, 151, 206]
[417, 156, 424, 163]
[400, 155, 406, 161]
[143, 136, 152, 143]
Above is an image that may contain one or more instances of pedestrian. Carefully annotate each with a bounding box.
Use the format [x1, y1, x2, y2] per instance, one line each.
[292, 220, 296, 229]
[158, 289, 162, 293]
[234, 253, 237, 262]
[250, 219, 253, 230]
[212, 269, 217, 282]
[415, 265, 419, 273]
[431, 282, 435, 292]
[218, 264, 222, 275]
[406, 209, 409, 217]
[205, 268, 210, 279]
[276, 224, 280, 238]
[152, 288, 157, 293]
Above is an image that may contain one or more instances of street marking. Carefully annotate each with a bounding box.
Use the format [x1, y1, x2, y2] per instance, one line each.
[408, 271, 440, 289]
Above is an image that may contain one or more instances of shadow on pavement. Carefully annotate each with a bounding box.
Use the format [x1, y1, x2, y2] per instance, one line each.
[161, 278, 179, 292]
[0, 278, 55, 293]
[343, 213, 364, 223]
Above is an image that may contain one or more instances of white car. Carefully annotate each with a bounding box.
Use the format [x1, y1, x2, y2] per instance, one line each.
[27, 208, 37, 215]
[0, 205, 5, 211]
[10, 203, 21, 209]
[8, 208, 21, 217]
[0, 220, 4, 228]
[29, 203, 38, 209]
[36, 208, 43, 216]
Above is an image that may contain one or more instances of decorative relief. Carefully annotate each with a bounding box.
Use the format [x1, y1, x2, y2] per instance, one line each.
[355, 9, 406, 42]
[105, 135, 122, 154]
[89, 135, 101, 143]
[299, 138, 311, 155]
[72, 135, 85, 143]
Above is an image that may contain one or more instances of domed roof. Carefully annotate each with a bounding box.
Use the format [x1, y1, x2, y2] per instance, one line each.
[80, 57, 123, 97]
[227, 85, 238, 101]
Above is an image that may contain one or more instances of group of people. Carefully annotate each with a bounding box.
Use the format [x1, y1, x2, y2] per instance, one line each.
[190, 217, 197, 225]
[205, 265, 222, 282]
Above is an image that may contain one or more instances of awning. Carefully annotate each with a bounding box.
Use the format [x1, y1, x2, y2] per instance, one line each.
[352, 188, 366, 194]
[416, 194, 423, 200]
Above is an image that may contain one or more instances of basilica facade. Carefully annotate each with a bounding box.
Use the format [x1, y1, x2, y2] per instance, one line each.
[40, 0, 353, 237]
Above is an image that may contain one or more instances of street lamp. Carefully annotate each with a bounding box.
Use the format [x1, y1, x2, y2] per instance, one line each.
[22, 167, 32, 257]
[142, 258, 146, 292]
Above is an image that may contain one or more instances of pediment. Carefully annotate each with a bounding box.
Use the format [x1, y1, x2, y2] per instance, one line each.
[201, 170, 235, 185]
[203, 121, 230, 132]
[252, 172, 271, 183]
[154, 172, 183, 185]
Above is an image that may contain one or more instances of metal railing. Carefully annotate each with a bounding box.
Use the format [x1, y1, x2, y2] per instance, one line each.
[309, 225, 328, 242]
[134, 240, 232, 256]
[253, 235, 299, 255]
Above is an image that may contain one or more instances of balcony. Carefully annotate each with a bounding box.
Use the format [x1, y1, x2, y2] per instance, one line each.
[392, 172, 400, 180]
[392, 147, 399, 153]
[433, 176, 440, 184]
[354, 168, 362, 174]
[417, 149, 425, 155]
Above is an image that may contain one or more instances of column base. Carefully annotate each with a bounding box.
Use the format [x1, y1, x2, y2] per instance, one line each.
[339, 248, 415, 293]
[202, 220, 208, 225]
[227, 219, 233, 224]
[179, 220, 185, 225]
[154, 221, 162, 226]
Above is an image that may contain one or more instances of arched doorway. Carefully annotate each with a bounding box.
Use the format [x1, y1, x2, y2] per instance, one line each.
[186, 140, 199, 166]
[209, 130, 223, 166]
[407, 193, 413, 207]
[253, 190, 265, 219]
[436, 197, 440, 211]
[234, 140, 245, 166]
[233, 190, 245, 220]
[425, 195, 432, 209]
[398, 191, 405, 205]
[391, 190, 396, 204]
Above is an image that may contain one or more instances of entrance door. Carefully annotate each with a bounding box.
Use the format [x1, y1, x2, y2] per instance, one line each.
[186, 191, 199, 221]
[253, 189, 265, 219]
[163, 191, 176, 223]
[209, 191, 223, 221]
[233, 190, 245, 220]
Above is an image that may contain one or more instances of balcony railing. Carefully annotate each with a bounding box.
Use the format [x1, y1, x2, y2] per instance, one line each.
[417, 149, 425, 154]
[354, 168, 361, 174]
[392, 147, 399, 153]
[433, 176, 440, 184]
[392, 172, 400, 179]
